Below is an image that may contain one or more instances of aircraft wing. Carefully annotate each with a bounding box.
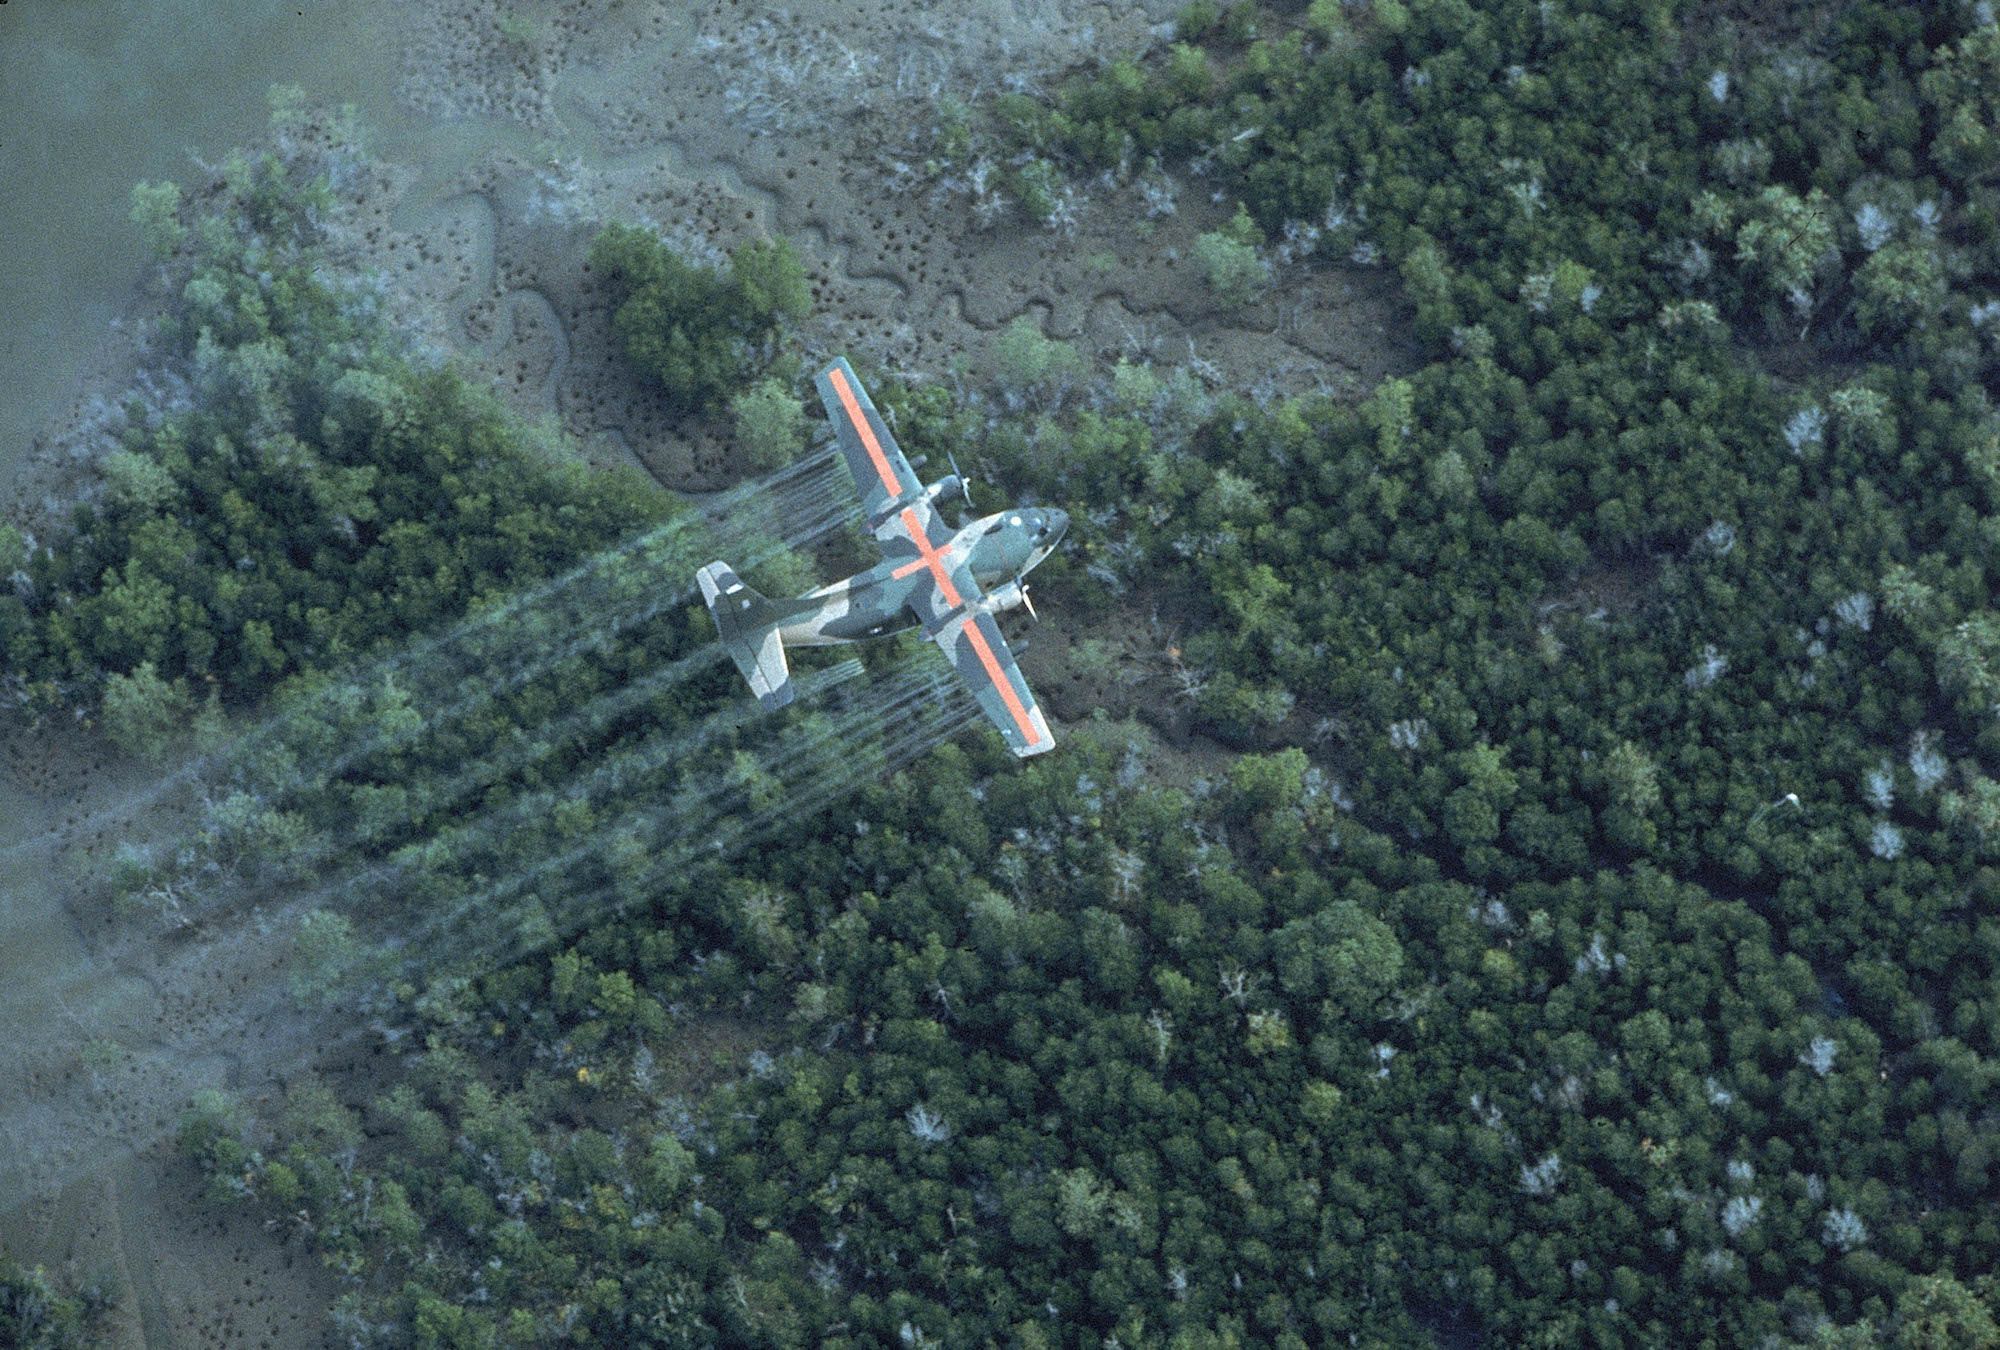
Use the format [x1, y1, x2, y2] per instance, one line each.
[815, 356, 1053, 756]
[928, 605, 1054, 758]
[877, 488, 1055, 758]
[815, 357, 922, 534]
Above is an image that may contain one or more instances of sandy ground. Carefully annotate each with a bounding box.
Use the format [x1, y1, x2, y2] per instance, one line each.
[0, 1, 1416, 1343]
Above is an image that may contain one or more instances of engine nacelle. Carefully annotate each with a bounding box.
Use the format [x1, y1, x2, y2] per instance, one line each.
[869, 473, 968, 532]
[976, 580, 1028, 616]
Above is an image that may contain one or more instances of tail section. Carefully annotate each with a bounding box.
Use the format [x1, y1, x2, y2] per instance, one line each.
[697, 562, 794, 709]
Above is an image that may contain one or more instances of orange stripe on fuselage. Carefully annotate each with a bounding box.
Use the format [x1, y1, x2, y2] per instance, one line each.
[897, 506, 962, 606]
[826, 364, 902, 499]
[963, 616, 1043, 747]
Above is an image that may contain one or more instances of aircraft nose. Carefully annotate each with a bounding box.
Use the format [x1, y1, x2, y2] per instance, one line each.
[1046, 509, 1069, 542]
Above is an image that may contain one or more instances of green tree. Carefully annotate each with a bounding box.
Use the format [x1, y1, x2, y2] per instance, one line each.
[991, 316, 1084, 405]
[588, 224, 811, 414]
[1303, 0, 1346, 43]
[730, 376, 807, 471]
[1734, 185, 1834, 301]
[1271, 900, 1403, 1017]
[1193, 203, 1268, 307]
[100, 448, 180, 513]
[1597, 739, 1662, 849]
[129, 180, 185, 260]
[1853, 239, 1947, 339]
[289, 909, 363, 1008]
[1920, 28, 2000, 184]
[1893, 1273, 2000, 1348]
[1935, 615, 2000, 711]
[728, 238, 811, 326]
[0, 1250, 96, 1348]
[1443, 743, 1519, 850]
[99, 660, 194, 762]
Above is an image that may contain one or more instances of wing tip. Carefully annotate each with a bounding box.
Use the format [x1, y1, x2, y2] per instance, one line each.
[1011, 714, 1056, 758]
[817, 355, 856, 391]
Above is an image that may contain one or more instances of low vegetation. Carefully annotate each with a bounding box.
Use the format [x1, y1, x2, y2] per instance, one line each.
[0, 1252, 103, 1349]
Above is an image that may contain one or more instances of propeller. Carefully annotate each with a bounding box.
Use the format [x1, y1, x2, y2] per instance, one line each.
[945, 447, 974, 509]
[1019, 579, 1039, 623]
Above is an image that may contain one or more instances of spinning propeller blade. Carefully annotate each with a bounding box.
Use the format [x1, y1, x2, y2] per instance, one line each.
[946, 447, 973, 508]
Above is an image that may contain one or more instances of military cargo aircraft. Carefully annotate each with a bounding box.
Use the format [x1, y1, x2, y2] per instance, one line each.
[697, 357, 1066, 757]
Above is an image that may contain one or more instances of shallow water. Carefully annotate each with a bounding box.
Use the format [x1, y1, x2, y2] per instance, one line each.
[0, 1, 421, 476]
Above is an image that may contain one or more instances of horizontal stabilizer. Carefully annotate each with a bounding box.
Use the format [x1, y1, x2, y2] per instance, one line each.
[697, 561, 793, 709]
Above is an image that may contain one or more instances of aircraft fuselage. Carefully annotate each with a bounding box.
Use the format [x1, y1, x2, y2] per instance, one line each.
[776, 506, 1068, 647]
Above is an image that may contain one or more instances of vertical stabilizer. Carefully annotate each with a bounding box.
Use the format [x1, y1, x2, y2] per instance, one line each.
[696, 562, 794, 709]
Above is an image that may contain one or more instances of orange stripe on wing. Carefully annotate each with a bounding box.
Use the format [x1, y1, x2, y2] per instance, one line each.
[826, 364, 902, 498]
[872, 488, 1037, 746]
[962, 616, 1044, 748]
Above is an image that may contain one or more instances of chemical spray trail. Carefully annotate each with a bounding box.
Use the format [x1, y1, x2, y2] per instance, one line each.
[0, 652, 870, 1068]
[393, 654, 978, 974]
[127, 643, 736, 935]
[229, 455, 852, 811]
[446, 685, 983, 978]
[0, 446, 853, 867]
[34, 462, 860, 932]
[0, 443, 957, 1208]
[0, 649, 980, 1208]
[232, 653, 871, 939]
